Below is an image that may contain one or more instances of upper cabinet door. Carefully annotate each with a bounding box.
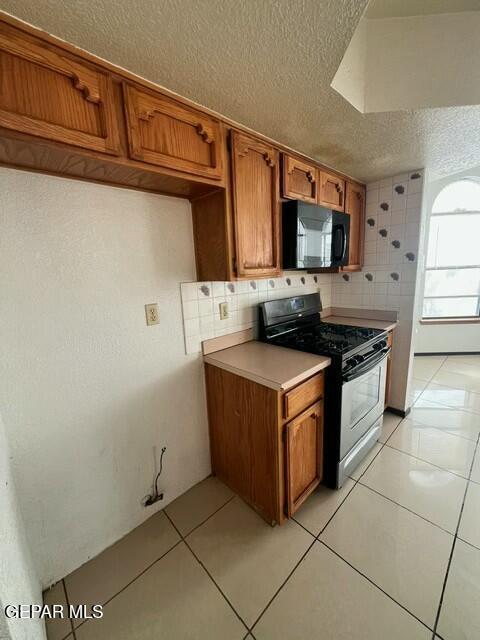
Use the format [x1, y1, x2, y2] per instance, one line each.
[123, 84, 223, 180]
[0, 25, 120, 155]
[342, 181, 365, 272]
[282, 154, 317, 203]
[230, 131, 280, 278]
[319, 170, 345, 212]
[285, 401, 323, 517]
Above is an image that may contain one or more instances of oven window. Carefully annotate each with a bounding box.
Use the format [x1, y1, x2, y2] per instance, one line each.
[349, 367, 381, 428]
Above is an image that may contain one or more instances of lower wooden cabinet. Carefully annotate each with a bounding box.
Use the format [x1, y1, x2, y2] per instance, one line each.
[205, 363, 325, 524]
[285, 401, 323, 516]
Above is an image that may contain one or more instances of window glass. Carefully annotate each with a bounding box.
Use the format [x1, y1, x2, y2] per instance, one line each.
[426, 214, 480, 268]
[432, 179, 480, 213]
[423, 297, 479, 318]
[423, 179, 480, 318]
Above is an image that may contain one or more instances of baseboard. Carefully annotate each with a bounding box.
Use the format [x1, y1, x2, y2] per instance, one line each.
[385, 406, 411, 419]
[415, 351, 480, 356]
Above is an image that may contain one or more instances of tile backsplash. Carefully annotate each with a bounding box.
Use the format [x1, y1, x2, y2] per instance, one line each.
[332, 170, 423, 317]
[180, 273, 332, 354]
[332, 169, 425, 411]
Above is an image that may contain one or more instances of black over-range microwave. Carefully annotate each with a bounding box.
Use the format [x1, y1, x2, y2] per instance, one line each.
[282, 200, 350, 269]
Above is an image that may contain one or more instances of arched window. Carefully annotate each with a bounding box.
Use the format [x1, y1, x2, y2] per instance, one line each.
[423, 178, 480, 318]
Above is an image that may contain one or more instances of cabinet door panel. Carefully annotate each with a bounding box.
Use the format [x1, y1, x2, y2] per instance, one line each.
[285, 401, 323, 516]
[231, 131, 280, 277]
[123, 84, 223, 180]
[0, 26, 120, 155]
[282, 154, 317, 203]
[319, 170, 345, 212]
[342, 181, 365, 272]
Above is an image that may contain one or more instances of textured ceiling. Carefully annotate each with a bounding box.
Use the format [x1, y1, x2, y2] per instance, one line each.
[366, 0, 480, 19]
[1, 0, 480, 182]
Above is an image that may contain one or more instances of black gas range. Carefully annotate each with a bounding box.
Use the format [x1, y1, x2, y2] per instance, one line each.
[259, 293, 390, 488]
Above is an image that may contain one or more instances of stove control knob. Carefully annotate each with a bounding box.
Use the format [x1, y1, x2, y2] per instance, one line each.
[346, 358, 357, 369]
[355, 355, 365, 364]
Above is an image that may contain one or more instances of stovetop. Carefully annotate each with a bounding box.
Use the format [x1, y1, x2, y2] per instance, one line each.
[270, 321, 384, 358]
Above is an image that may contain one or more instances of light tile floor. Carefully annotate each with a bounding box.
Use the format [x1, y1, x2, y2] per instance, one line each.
[43, 355, 480, 640]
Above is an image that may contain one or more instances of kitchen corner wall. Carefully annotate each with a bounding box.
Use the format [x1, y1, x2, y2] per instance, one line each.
[180, 273, 333, 354]
[0, 168, 211, 588]
[332, 170, 425, 411]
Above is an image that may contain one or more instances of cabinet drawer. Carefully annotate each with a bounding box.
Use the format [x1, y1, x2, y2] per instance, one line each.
[283, 372, 324, 421]
[0, 24, 120, 155]
[123, 84, 223, 180]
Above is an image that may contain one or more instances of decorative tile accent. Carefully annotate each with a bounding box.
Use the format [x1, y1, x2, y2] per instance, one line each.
[200, 285, 210, 297]
[180, 273, 332, 355]
[331, 169, 424, 409]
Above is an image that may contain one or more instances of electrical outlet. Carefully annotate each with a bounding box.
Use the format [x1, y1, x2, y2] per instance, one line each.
[219, 302, 229, 320]
[145, 303, 159, 326]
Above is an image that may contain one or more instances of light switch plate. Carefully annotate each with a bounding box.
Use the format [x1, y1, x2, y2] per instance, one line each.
[219, 302, 229, 320]
[145, 303, 159, 326]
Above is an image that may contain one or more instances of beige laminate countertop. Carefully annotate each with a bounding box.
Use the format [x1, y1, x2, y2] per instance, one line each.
[203, 341, 330, 391]
[323, 315, 397, 332]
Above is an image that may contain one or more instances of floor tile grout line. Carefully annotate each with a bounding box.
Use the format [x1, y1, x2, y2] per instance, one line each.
[290, 515, 319, 539]
[68, 538, 184, 633]
[61, 578, 76, 640]
[181, 494, 236, 539]
[61, 492, 236, 633]
[315, 478, 358, 538]
[431, 431, 480, 638]
[163, 507, 251, 634]
[249, 538, 318, 633]
[384, 442, 472, 481]
[318, 540, 435, 634]
[292, 476, 357, 538]
[349, 441, 385, 484]
[356, 480, 457, 537]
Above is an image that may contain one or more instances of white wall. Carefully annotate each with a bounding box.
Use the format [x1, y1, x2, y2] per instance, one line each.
[332, 171, 424, 411]
[414, 165, 480, 354]
[0, 413, 45, 640]
[333, 11, 480, 113]
[0, 168, 211, 587]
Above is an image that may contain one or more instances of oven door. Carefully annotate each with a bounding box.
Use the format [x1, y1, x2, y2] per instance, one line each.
[339, 352, 388, 459]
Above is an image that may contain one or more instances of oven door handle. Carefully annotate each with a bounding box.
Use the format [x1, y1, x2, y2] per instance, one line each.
[342, 348, 390, 383]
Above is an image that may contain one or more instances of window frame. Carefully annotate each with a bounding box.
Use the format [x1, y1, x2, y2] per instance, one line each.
[422, 180, 480, 321]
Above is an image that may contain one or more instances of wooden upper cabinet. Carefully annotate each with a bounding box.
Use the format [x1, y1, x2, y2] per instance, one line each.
[342, 181, 366, 272]
[123, 84, 223, 180]
[282, 154, 317, 203]
[0, 24, 120, 155]
[319, 170, 345, 212]
[230, 131, 280, 277]
[284, 401, 323, 516]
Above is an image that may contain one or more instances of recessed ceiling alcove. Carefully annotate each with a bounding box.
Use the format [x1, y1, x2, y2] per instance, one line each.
[332, 0, 480, 113]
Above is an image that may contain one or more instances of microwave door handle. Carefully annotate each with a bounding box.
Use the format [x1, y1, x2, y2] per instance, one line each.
[332, 225, 346, 262]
